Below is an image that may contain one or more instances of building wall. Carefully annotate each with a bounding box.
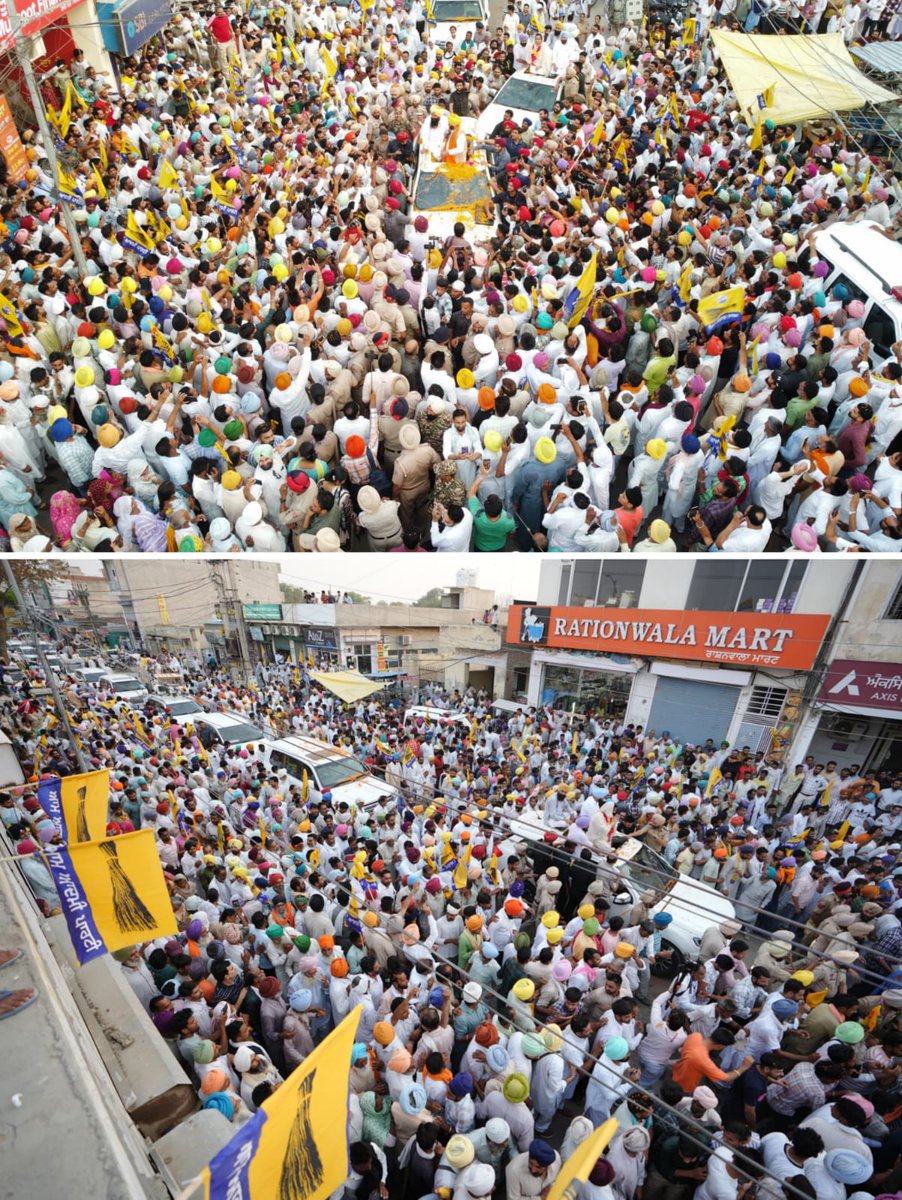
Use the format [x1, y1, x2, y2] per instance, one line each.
[831, 561, 901, 658]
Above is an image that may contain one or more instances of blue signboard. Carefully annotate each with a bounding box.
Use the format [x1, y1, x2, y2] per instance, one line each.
[97, 0, 172, 56]
[305, 628, 338, 650]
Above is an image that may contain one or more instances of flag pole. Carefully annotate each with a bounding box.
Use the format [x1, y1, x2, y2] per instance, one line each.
[9, 10, 89, 276]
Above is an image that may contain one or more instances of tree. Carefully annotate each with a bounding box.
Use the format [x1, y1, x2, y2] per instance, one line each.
[0, 560, 69, 658]
[281, 584, 310, 603]
[414, 588, 444, 608]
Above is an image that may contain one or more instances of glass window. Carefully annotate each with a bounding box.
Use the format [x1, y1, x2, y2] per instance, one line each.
[570, 561, 602, 607]
[208, 720, 264, 745]
[737, 562, 786, 612]
[541, 665, 632, 718]
[596, 563, 646, 607]
[432, 0, 483, 17]
[491, 76, 559, 112]
[779, 561, 806, 613]
[884, 576, 902, 620]
[863, 306, 895, 357]
[685, 562, 746, 611]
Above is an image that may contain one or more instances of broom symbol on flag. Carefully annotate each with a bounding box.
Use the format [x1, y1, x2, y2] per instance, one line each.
[278, 1070, 324, 1200]
[100, 841, 156, 933]
[75, 785, 91, 843]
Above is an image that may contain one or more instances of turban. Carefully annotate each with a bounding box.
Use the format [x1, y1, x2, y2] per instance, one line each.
[528, 1139, 557, 1167]
[589, 1159, 616, 1186]
[400, 1083, 426, 1115]
[351, 1042, 368, 1062]
[475, 1023, 500, 1047]
[200, 1068, 229, 1094]
[623, 1127, 651, 1152]
[233, 1045, 256, 1073]
[258, 976, 281, 999]
[450, 1071, 474, 1097]
[485, 1118, 510, 1144]
[203, 1092, 234, 1119]
[503, 1071, 529, 1103]
[193, 1039, 216, 1064]
[773, 999, 799, 1019]
[487, 1045, 510, 1073]
[459, 1163, 496, 1196]
[693, 1086, 719, 1110]
[824, 1150, 873, 1185]
[388, 1048, 412, 1073]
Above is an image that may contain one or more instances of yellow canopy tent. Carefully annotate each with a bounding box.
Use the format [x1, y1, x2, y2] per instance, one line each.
[309, 670, 385, 703]
[710, 31, 897, 124]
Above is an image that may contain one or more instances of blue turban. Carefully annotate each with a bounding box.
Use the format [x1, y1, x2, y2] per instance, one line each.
[773, 999, 799, 1019]
[681, 433, 700, 454]
[824, 1150, 872, 1185]
[653, 912, 673, 927]
[50, 418, 74, 442]
[510, 880, 525, 898]
[400, 1083, 427, 1115]
[450, 1071, 473, 1098]
[487, 1045, 509, 1073]
[765, 352, 782, 370]
[351, 1042, 368, 1062]
[528, 1140, 556, 1167]
[203, 1093, 234, 1120]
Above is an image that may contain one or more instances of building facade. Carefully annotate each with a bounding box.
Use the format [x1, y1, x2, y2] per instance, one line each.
[509, 559, 902, 776]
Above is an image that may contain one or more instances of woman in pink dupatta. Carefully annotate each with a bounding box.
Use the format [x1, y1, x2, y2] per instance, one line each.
[49, 491, 85, 548]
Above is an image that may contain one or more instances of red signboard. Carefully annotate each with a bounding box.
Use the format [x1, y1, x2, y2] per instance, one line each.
[0, 96, 27, 184]
[0, 0, 83, 52]
[819, 659, 902, 710]
[507, 605, 831, 672]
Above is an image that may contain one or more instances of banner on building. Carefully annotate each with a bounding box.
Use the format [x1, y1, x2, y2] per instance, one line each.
[0, 95, 28, 184]
[203, 1010, 361, 1200]
[38, 769, 109, 843]
[507, 606, 830, 672]
[819, 660, 902, 711]
[44, 829, 176, 965]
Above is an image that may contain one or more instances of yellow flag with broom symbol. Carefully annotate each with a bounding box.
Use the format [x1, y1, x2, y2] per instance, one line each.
[38, 769, 110, 844]
[42, 829, 176, 965]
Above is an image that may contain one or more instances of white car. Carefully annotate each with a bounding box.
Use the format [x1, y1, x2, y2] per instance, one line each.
[404, 705, 475, 736]
[264, 735, 398, 810]
[411, 115, 497, 245]
[145, 694, 207, 725]
[475, 70, 561, 142]
[425, 0, 489, 49]
[503, 817, 736, 972]
[192, 711, 268, 757]
[807, 221, 902, 357]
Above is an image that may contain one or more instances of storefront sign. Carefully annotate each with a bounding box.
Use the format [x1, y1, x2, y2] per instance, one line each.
[96, 0, 173, 56]
[0, 97, 27, 185]
[0, 0, 83, 50]
[507, 606, 830, 672]
[305, 627, 337, 649]
[243, 603, 282, 620]
[819, 659, 902, 710]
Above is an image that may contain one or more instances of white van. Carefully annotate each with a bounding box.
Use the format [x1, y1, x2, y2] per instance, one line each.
[103, 673, 149, 703]
[192, 711, 268, 756]
[807, 221, 902, 357]
[264, 735, 398, 810]
[404, 705, 474, 735]
[0, 731, 25, 789]
[426, 0, 489, 48]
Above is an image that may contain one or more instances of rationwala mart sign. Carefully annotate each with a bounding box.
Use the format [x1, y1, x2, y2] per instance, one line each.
[0, 0, 81, 50]
[507, 606, 831, 672]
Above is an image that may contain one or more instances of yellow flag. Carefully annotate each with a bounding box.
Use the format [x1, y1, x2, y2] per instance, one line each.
[783, 162, 795, 185]
[67, 80, 87, 111]
[210, 173, 227, 199]
[0, 291, 24, 338]
[696, 285, 746, 332]
[202, 1012, 361, 1200]
[590, 119, 605, 147]
[750, 111, 763, 152]
[548, 1120, 619, 1200]
[323, 47, 337, 78]
[453, 842, 472, 891]
[58, 85, 72, 137]
[566, 251, 598, 328]
[38, 769, 109, 843]
[682, 17, 697, 43]
[57, 164, 82, 201]
[119, 134, 141, 157]
[705, 765, 723, 798]
[158, 160, 180, 190]
[98, 138, 108, 171]
[43, 829, 176, 965]
[667, 94, 680, 126]
[860, 166, 871, 193]
[678, 263, 693, 305]
[761, 84, 775, 109]
[124, 210, 155, 251]
[287, 38, 302, 64]
[91, 163, 107, 200]
[46, 105, 61, 133]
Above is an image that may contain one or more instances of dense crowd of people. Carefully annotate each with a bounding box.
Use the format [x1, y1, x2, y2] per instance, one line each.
[0, 0, 899, 554]
[3, 653, 902, 1198]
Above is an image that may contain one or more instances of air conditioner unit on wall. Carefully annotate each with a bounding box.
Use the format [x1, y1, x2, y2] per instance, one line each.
[400, 636, 413, 647]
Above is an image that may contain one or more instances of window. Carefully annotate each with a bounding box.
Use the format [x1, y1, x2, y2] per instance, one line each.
[737, 562, 787, 612]
[492, 76, 559, 112]
[541, 664, 633, 717]
[780, 561, 806, 613]
[884, 576, 902, 620]
[685, 562, 747, 611]
[513, 668, 529, 696]
[745, 685, 788, 721]
[570, 561, 602, 607]
[863, 306, 895, 358]
[597, 563, 646, 607]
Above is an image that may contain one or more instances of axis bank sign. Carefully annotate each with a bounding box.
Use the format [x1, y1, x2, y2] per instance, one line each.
[507, 606, 830, 672]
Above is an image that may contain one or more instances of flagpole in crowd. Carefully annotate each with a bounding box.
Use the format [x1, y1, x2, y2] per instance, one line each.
[9, 7, 89, 277]
[2, 562, 88, 773]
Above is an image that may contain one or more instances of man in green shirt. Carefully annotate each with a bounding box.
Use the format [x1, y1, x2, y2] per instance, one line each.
[784, 380, 821, 431]
[467, 472, 515, 550]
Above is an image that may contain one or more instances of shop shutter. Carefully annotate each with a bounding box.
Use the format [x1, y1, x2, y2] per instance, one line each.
[646, 677, 739, 745]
